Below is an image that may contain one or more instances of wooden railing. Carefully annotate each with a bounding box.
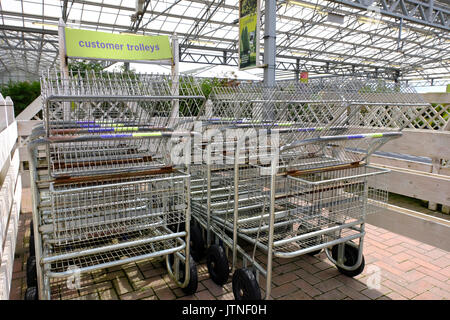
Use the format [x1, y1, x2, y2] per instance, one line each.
[0, 94, 22, 300]
[371, 93, 450, 212]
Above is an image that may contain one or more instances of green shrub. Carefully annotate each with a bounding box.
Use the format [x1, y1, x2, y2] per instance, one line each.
[0, 81, 41, 116]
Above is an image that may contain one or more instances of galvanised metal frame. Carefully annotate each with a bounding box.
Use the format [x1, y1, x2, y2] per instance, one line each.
[328, 0, 450, 31]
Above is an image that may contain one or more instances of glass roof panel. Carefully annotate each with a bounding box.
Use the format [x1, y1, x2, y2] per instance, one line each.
[0, 0, 448, 83]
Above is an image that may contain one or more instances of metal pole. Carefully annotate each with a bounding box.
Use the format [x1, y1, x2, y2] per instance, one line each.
[295, 58, 300, 81]
[170, 33, 180, 127]
[263, 0, 276, 87]
[58, 19, 71, 123]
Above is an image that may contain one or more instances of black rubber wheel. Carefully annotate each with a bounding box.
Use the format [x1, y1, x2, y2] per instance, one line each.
[296, 225, 322, 256]
[331, 243, 365, 277]
[232, 268, 261, 300]
[29, 234, 35, 257]
[24, 286, 38, 300]
[190, 222, 205, 262]
[26, 256, 37, 287]
[179, 256, 198, 295]
[206, 244, 229, 286]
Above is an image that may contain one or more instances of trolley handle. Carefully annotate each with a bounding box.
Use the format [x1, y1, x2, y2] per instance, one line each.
[39, 131, 202, 143]
[279, 131, 402, 154]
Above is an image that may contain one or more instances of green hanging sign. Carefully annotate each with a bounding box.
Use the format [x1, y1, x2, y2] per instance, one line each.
[64, 28, 172, 62]
[239, 0, 260, 70]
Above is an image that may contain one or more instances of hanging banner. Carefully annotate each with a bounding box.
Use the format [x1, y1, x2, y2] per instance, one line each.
[64, 28, 172, 62]
[239, 0, 260, 70]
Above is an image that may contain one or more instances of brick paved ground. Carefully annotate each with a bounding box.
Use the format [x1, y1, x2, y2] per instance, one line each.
[10, 188, 450, 300]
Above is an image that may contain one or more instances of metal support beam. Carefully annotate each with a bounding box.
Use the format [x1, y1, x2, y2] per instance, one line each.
[264, 0, 276, 86]
[328, 0, 450, 31]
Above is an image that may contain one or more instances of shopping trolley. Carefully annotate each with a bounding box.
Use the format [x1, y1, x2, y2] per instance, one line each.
[189, 79, 428, 299]
[26, 70, 205, 300]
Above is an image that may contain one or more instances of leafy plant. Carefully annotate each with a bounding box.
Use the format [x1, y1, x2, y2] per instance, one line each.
[0, 81, 41, 116]
[241, 26, 250, 53]
[240, 0, 257, 17]
[68, 59, 104, 73]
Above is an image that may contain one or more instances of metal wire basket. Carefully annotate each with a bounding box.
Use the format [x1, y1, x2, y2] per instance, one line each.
[40, 69, 206, 135]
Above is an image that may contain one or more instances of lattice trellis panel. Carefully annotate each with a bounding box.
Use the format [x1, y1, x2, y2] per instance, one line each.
[408, 103, 450, 130]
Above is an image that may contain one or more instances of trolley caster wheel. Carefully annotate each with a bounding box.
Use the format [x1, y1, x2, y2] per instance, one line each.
[232, 268, 261, 300]
[190, 222, 205, 262]
[26, 256, 37, 287]
[179, 256, 199, 295]
[29, 234, 35, 258]
[331, 244, 365, 277]
[29, 221, 35, 257]
[206, 244, 229, 286]
[24, 286, 38, 300]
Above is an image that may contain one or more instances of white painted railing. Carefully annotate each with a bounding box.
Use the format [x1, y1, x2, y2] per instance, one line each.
[0, 94, 21, 300]
[371, 93, 450, 212]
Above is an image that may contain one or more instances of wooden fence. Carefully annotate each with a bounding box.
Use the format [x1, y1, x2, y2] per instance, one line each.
[0, 94, 22, 300]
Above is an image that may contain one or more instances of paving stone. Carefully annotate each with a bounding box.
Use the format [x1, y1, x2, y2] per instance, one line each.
[314, 268, 340, 281]
[154, 287, 176, 300]
[404, 278, 435, 295]
[120, 288, 155, 300]
[272, 272, 298, 286]
[99, 289, 119, 300]
[383, 280, 417, 299]
[416, 266, 447, 282]
[361, 284, 391, 300]
[400, 269, 426, 282]
[334, 274, 367, 292]
[292, 278, 321, 297]
[386, 292, 407, 300]
[293, 268, 321, 285]
[314, 277, 344, 293]
[428, 287, 450, 299]
[270, 283, 298, 299]
[112, 277, 133, 295]
[201, 279, 228, 297]
[412, 291, 443, 300]
[430, 256, 450, 269]
[391, 252, 413, 263]
[439, 266, 450, 278]
[195, 289, 215, 300]
[337, 285, 370, 300]
[315, 288, 346, 300]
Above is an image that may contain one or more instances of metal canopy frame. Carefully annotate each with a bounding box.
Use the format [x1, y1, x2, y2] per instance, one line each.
[0, 0, 449, 84]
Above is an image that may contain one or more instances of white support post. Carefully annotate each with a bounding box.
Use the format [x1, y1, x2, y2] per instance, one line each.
[58, 18, 69, 78]
[169, 33, 180, 127]
[58, 18, 70, 122]
[428, 157, 440, 211]
[0, 94, 6, 132]
[5, 97, 14, 127]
